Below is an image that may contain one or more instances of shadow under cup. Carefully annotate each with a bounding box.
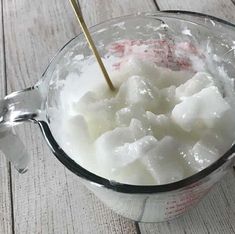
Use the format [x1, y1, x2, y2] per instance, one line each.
[38, 12, 235, 222]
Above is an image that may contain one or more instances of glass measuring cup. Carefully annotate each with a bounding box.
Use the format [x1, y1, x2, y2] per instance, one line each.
[1, 11, 235, 222]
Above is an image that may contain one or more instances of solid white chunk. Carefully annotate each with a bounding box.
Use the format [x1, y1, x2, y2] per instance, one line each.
[160, 86, 177, 113]
[175, 72, 214, 100]
[112, 57, 161, 86]
[172, 86, 230, 131]
[154, 67, 192, 88]
[141, 136, 185, 184]
[171, 97, 200, 132]
[114, 135, 158, 166]
[115, 104, 146, 126]
[146, 112, 169, 126]
[161, 85, 176, 101]
[117, 75, 160, 111]
[185, 141, 220, 172]
[146, 112, 171, 139]
[95, 119, 148, 170]
[197, 109, 235, 156]
[73, 92, 118, 138]
[74, 91, 118, 115]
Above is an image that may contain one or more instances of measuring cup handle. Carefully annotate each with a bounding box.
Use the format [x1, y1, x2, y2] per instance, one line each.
[0, 128, 29, 173]
[0, 87, 42, 173]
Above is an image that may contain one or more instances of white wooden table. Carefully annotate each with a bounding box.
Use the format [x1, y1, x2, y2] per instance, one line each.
[0, 0, 235, 233]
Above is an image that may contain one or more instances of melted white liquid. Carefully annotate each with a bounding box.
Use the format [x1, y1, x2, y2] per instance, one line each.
[54, 54, 235, 185]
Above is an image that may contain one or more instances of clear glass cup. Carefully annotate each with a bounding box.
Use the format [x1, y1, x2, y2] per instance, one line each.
[1, 11, 235, 222]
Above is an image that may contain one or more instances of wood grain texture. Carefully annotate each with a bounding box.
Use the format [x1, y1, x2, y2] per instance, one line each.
[138, 1, 235, 233]
[3, 0, 235, 233]
[0, 0, 13, 233]
[155, 0, 235, 24]
[79, 0, 156, 27]
[2, 0, 156, 233]
[0, 157, 11, 234]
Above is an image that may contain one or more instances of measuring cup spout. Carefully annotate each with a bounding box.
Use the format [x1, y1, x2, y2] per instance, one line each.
[0, 87, 42, 173]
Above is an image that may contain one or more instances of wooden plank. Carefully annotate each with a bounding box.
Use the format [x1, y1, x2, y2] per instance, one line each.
[4, 0, 78, 91]
[0, 157, 12, 234]
[0, 0, 13, 233]
[139, 1, 235, 233]
[3, 0, 157, 233]
[79, 0, 157, 27]
[155, 0, 235, 24]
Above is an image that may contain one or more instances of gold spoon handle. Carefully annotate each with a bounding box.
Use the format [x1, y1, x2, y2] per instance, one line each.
[69, 0, 115, 91]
